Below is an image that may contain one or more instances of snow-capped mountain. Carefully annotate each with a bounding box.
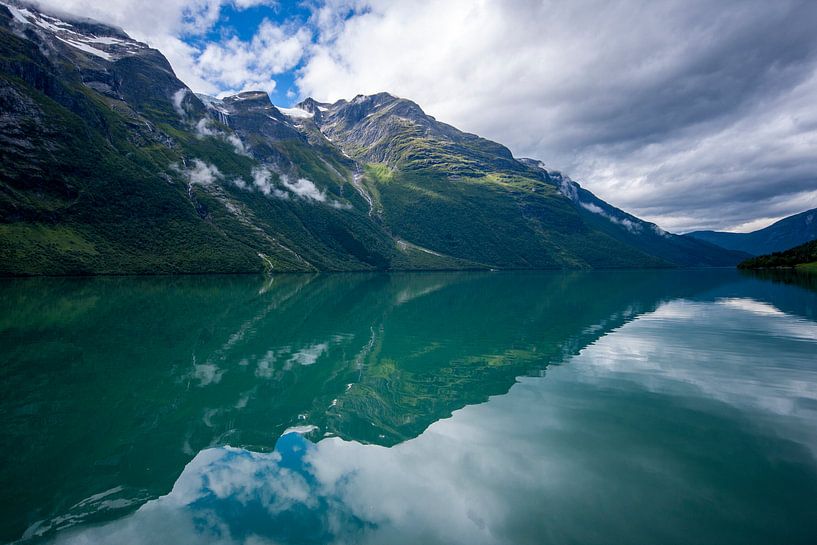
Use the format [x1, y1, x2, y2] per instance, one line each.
[4, 0, 147, 61]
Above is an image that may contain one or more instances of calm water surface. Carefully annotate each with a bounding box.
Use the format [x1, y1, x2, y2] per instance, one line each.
[1, 270, 816, 544]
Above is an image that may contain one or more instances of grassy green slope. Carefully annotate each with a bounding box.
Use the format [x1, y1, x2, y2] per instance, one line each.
[360, 162, 668, 270]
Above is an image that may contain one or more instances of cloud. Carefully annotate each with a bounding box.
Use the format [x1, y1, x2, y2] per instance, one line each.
[185, 158, 222, 186]
[195, 118, 250, 156]
[246, 167, 350, 207]
[295, 0, 817, 232]
[279, 175, 327, 202]
[32, 0, 308, 95]
[250, 167, 288, 198]
[194, 20, 312, 96]
[579, 202, 642, 234]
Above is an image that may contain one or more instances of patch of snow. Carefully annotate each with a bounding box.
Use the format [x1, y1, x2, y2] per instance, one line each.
[39, 12, 72, 28]
[5, 5, 30, 24]
[277, 106, 313, 119]
[32, 15, 65, 32]
[84, 36, 126, 45]
[197, 94, 227, 110]
[55, 36, 111, 60]
[231, 92, 267, 101]
[71, 487, 125, 509]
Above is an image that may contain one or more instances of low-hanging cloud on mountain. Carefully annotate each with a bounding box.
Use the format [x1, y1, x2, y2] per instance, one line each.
[184, 158, 221, 186]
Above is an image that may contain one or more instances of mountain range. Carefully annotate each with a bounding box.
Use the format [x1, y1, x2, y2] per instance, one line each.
[0, 1, 747, 274]
[686, 207, 817, 256]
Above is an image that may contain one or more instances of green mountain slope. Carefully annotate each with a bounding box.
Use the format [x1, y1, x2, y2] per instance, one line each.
[738, 239, 817, 270]
[0, 2, 745, 274]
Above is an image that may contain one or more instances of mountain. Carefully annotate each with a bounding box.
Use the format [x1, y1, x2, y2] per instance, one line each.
[737, 239, 817, 271]
[686, 208, 817, 256]
[0, 1, 746, 274]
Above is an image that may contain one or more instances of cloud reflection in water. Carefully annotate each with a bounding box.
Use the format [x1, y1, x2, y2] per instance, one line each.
[50, 295, 817, 545]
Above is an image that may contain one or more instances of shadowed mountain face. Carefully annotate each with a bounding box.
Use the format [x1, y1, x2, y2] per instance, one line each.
[687, 207, 817, 256]
[0, 1, 745, 274]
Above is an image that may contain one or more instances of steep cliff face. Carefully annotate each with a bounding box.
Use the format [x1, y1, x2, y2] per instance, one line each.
[0, 1, 746, 274]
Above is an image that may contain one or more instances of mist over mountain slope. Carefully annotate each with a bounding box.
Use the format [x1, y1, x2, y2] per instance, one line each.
[0, 1, 745, 274]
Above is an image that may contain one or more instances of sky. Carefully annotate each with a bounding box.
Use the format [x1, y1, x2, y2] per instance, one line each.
[32, 0, 817, 233]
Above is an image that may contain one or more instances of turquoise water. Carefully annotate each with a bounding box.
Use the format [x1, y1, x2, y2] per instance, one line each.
[1, 270, 816, 544]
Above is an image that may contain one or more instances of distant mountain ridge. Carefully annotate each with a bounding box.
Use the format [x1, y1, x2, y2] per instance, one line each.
[0, 1, 746, 274]
[686, 208, 817, 256]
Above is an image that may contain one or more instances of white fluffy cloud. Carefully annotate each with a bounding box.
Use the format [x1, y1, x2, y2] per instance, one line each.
[185, 159, 222, 186]
[194, 20, 312, 95]
[32, 0, 305, 95]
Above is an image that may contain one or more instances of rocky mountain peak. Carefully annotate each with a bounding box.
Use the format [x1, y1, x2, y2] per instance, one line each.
[222, 91, 286, 119]
[295, 97, 330, 122]
[214, 91, 303, 147]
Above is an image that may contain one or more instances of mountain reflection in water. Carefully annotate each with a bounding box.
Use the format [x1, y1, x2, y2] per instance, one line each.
[1, 270, 816, 544]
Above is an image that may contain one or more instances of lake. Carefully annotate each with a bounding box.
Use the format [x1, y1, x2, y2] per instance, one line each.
[1, 270, 816, 544]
